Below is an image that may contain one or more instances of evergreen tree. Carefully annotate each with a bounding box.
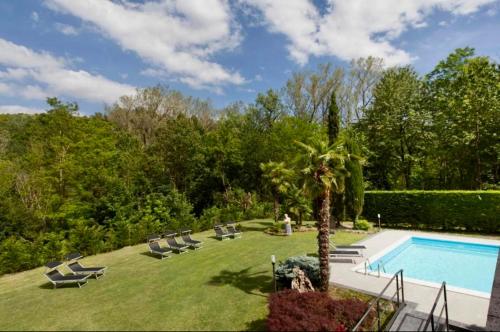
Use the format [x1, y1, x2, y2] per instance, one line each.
[327, 91, 340, 145]
[344, 132, 364, 226]
[327, 91, 345, 227]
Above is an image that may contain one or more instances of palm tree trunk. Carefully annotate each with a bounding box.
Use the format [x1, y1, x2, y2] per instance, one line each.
[318, 188, 331, 292]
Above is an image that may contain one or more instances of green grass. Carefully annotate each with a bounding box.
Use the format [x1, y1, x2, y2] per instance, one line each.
[0, 219, 367, 331]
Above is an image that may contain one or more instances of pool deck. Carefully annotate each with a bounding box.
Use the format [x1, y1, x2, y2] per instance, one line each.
[487, 253, 500, 330]
[330, 230, 500, 328]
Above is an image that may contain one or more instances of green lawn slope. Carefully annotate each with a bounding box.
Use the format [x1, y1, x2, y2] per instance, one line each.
[0, 219, 366, 331]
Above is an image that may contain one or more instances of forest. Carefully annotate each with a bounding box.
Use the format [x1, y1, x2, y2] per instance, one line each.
[0, 47, 498, 274]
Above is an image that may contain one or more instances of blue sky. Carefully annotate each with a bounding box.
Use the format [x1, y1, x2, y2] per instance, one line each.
[0, 0, 499, 115]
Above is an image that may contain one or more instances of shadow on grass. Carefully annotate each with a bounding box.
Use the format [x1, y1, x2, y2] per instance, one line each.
[245, 318, 267, 331]
[207, 235, 234, 241]
[38, 282, 84, 290]
[140, 252, 168, 259]
[240, 221, 275, 232]
[207, 267, 273, 297]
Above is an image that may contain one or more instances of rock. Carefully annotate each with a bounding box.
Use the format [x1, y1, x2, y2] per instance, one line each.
[290, 267, 315, 293]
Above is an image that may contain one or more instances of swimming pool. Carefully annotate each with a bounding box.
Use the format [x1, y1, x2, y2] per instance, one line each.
[366, 237, 500, 295]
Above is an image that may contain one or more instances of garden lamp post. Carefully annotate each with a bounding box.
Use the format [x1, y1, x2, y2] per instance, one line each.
[377, 213, 381, 232]
[271, 255, 277, 292]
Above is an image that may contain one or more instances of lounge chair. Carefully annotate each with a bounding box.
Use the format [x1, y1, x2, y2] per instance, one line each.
[180, 229, 203, 249]
[44, 262, 90, 289]
[329, 249, 362, 257]
[164, 231, 189, 253]
[66, 252, 83, 261]
[329, 238, 366, 256]
[65, 253, 107, 279]
[225, 222, 242, 238]
[330, 257, 357, 264]
[147, 234, 162, 242]
[148, 241, 172, 260]
[214, 224, 231, 240]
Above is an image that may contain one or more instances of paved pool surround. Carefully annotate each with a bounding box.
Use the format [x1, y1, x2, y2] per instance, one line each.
[330, 230, 500, 328]
[487, 254, 500, 330]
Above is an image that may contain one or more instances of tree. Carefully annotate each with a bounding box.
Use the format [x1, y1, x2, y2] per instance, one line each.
[339, 57, 384, 126]
[260, 161, 294, 222]
[327, 91, 341, 146]
[425, 48, 500, 188]
[284, 184, 311, 226]
[253, 89, 285, 130]
[296, 139, 349, 291]
[344, 131, 364, 226]
[361, 66, 427, 189]
[327, 91, 344, 227]
[284, 63, 343, 123]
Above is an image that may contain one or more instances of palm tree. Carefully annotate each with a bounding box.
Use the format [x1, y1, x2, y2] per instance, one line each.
[296, 139, 350, 292]
[285, 184, 311, 226]
[260, 161, 294, 222]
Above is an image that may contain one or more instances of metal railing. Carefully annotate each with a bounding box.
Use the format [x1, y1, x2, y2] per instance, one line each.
[421, 282, 449, 332]
[353, 269, 406, 331]
[364, 259, 387, 277]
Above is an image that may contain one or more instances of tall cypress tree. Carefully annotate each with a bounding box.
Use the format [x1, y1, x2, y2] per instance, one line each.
[344, 131, 364, 226]
[327, 91, 340, 145]
[327, 91, 345, 227]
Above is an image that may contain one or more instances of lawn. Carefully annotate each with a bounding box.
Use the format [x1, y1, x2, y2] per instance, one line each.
[0, 219, 367, 331]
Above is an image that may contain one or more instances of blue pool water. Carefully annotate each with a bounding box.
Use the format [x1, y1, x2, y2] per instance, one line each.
[368, 237, 500, 294]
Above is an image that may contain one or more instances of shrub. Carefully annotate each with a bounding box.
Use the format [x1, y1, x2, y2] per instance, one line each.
[0, 237, 35, 274]
[354, 220, 371, 231]
[68, 219, 106, 255]
[246, 201, 274, 219]
[364, 191, 500, 233]
[267, 290, 370, 332]
[275, 256, 320, 288]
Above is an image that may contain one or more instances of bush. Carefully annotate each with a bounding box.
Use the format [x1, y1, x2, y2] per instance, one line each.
[354, 220, 371, 231]
[275, 256, 320, 288]
[0, 237, 35, 274]
[267, 290, 370, 332]
[68, 219, 106, 255]
[364, 191, 500, 232]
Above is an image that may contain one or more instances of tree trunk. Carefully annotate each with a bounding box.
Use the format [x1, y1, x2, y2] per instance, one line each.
[298, 211, 303, 226]
[312, 197, 322, 221]
[318, 189, 331, 292]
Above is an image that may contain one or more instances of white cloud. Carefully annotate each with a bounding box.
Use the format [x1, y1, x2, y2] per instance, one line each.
[0, 105, 45, 114]
[54, 22, 79, 36]
[0, 38, 135, 104]
[31, 11, 40, 22]
[243, 0, 498, 66]
[45, 0, 245, 90]
[486, 8, 497, 15]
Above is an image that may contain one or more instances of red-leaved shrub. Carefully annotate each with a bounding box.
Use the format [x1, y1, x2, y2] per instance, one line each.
[267, 290, 371, 332]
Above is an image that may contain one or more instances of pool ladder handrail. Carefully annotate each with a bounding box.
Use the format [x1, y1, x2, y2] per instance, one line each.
[353, 269, 406, 331]
[364, 258, 372, 275]
[421, 282, 449, 332]
[364, 258, 387, 277]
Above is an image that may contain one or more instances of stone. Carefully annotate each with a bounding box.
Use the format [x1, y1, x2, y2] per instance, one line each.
[290, 267, 315, 293]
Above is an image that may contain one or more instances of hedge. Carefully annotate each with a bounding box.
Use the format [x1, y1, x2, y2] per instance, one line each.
[363, 191, 500, 233]
[267, 290, 371, 332]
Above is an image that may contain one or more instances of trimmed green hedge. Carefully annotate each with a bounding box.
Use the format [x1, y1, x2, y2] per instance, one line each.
[363, 191, 500, 233]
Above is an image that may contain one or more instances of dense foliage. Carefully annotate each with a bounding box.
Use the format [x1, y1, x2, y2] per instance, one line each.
[275, 256, 320, 288]
[267, 290, 371, 332]
[364, 191, 500, 232]
[360, 48, 499, 189]
[0, 47, 498, 274]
